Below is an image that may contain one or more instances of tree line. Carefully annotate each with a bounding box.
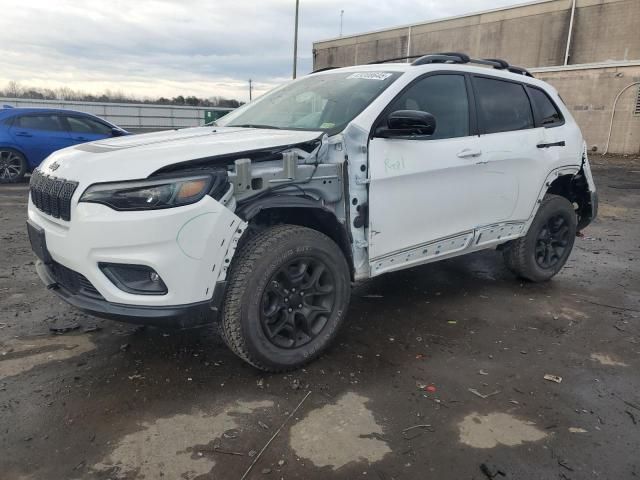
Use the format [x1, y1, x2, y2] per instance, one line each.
[0, 81, 244, 108]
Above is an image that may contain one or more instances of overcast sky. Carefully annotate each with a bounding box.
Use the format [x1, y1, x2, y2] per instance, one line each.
[0, 0, 526, 102]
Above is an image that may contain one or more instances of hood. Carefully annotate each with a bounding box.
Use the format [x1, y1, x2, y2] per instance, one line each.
[39, 126, 323, 186]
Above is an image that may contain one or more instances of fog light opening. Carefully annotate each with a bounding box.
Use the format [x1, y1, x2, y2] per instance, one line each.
[99, 263, 168, 295]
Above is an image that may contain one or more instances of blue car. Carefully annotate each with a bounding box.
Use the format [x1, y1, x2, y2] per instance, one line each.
[0, 106, 128, 183]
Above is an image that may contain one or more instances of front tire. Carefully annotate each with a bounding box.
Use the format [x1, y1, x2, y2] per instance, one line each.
[503, 194, 577, 282]
[220, 224, 351, 372]
[0, 149, 27, 183]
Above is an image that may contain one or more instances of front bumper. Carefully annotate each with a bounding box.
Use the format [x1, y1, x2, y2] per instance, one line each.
[28, 191, 244, 325]
[35, 260, 224, 327]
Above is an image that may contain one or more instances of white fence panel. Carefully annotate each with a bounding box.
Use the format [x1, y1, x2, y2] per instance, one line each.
[0, 98, 234, 131]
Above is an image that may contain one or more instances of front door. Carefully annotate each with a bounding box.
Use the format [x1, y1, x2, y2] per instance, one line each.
[367, 73, 520, 270]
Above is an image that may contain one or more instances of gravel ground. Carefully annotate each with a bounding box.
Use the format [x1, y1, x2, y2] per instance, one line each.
[1, 155, 638, 480]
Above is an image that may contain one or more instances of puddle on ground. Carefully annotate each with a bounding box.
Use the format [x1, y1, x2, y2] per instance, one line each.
[591, 353, 629, 367]
[92, 400, 273, 479]
[0, 335, 95, 379]
[289, 392, 390, 469]
[458, 412, 547, 449]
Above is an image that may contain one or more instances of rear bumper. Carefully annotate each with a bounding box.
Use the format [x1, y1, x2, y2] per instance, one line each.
[36, 260, 225, 328]
[577, 190, 598, 231]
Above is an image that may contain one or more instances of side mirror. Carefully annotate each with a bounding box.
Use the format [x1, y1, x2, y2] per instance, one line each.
[376, 110, 436, 138]
[111, 128, 126, 137]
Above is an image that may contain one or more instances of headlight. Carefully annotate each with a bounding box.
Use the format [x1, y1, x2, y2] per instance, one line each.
[80, 174, 222, 211]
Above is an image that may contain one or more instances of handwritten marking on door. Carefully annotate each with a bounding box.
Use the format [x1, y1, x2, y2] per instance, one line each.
[384, 156, 405, 174]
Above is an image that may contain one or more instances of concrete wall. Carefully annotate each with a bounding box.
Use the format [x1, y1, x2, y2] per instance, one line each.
[312, 0, 640, 153]
[313, 0, 639, 69]
[532, 64, 640, 154]
[0, 98, 234, 130]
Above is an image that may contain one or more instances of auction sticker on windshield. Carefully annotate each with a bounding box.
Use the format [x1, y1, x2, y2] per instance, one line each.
[347, 72, 393, 81]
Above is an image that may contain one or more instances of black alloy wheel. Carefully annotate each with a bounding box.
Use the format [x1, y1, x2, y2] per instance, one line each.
[503, 194, 577, 282]
[534, 214, 570, 269]
[220, 224, 351, 372]
[261, 257, 336, 349]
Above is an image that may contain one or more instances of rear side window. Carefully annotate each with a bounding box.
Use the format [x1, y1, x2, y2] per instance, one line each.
[386, 74, 469, 140]
[15, 115, 65, 131]
[526, 86, 564, 127]
[66, 116, 113, 135]
[473, 77, 533, 134]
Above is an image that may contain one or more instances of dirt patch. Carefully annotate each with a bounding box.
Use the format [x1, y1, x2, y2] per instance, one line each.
[597, 203, 633, 219]
[591, 353, 629, 367]
[458, 412, 547, 449]
[289, 392, 390, 469]
[92, 400, 273, 479]
[0, 335, 95, 379]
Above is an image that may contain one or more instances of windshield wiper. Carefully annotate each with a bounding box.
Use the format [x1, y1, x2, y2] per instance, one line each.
[232, 124, 282, 130]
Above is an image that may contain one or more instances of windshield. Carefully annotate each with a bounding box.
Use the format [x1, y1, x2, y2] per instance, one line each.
[217, 71, 402, 135]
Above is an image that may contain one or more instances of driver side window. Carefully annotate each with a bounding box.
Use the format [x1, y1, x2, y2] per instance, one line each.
[388, 74, 469, 140]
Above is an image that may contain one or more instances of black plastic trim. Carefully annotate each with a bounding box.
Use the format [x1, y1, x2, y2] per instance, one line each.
[99, 262, 168, 296]
[577, 190, 598, 231]
[35, 260, 222, 328]
[236, 194, 328, 220]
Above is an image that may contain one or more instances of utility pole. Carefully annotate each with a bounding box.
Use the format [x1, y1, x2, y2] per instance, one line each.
[248, 79, 253, 101]
[340, 9, 344, 37]
[293, 0, 299, 79]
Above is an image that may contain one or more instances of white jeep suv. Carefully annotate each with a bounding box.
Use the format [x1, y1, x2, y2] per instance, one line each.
[27, 53, 597, 371]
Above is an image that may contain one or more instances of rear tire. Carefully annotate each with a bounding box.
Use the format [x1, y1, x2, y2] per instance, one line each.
[220, 224, 351, 372]
[0, 149, 27, 183]
[503, 194, 577, 282]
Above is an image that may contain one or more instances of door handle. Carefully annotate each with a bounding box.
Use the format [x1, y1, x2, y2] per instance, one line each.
[73, 137, 89, 141]
[457, 148, 482, 158]
[15, 131, 32, 137]
[537, 141, 565, 148]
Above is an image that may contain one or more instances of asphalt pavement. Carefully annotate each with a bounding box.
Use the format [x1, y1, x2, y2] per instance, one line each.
[1, 155, 638, 480]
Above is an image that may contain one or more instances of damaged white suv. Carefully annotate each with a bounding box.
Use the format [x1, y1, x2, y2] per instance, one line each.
[28, 53, 597, 371]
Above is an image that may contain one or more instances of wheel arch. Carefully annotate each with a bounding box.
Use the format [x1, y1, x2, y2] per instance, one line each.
[544, 169, 596, 231]
[236, 196, 354, 279]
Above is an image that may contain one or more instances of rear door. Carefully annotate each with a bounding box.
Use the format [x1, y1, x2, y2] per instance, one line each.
[9, 114, 74, 166]
[471, 76, 574, 223]
[470, 75, 543, 223]
[64, 115, 114, 144]
[367, 73, 520, 268]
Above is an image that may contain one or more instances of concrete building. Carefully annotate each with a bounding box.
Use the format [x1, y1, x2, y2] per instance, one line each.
[313, 0, 640, 154]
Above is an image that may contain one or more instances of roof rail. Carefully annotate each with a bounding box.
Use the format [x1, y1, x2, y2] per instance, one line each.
[479, 58, 510, 69]
[507, 66, 534, 77]
[411, 52, 470, 65]
[316, 51, 535, 78]
[310, 66, 340, 74]
[367, 54, 426, 64]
